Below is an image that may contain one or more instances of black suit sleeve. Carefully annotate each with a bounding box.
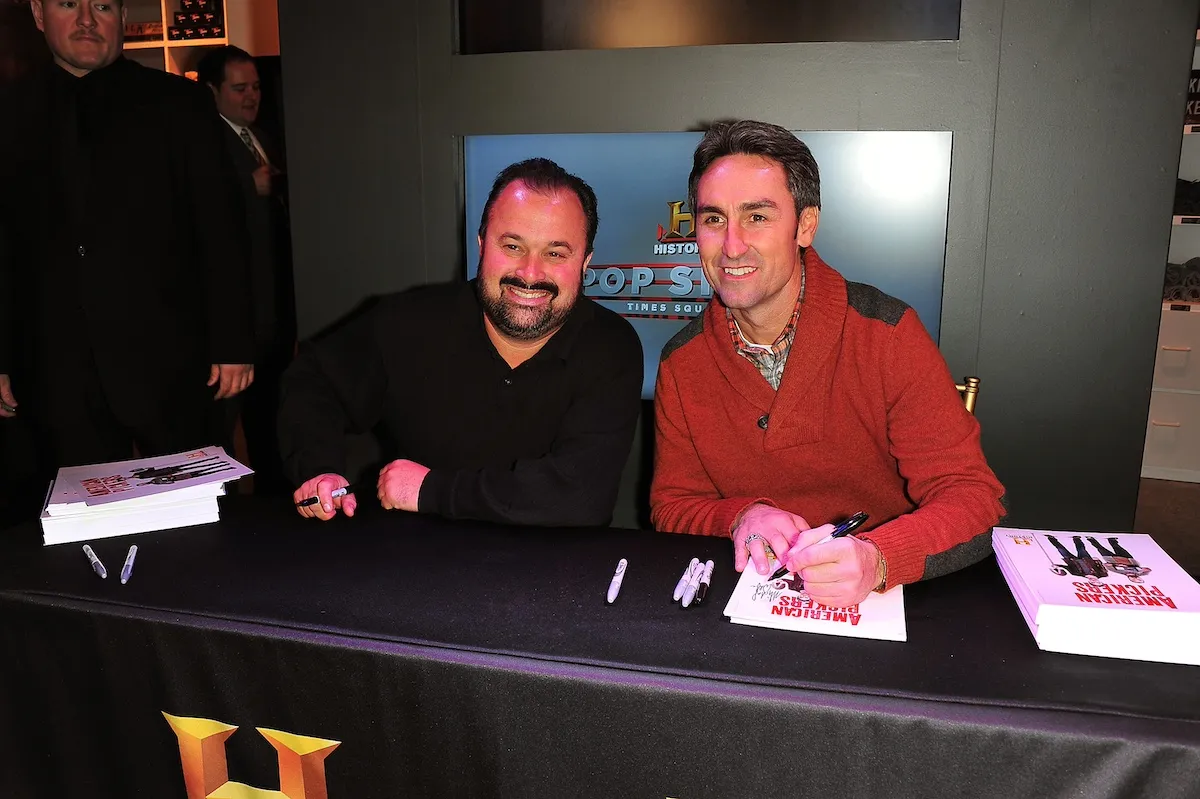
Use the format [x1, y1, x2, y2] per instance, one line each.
[0, 84, 15, 376]
[0, 218, 12, 375]
[277, 306, 390, 486]
[417, 321, 644, 527]
[177, 81, 255, 366]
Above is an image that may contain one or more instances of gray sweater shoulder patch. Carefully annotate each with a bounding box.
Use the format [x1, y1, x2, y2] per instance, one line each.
[846, 282, 908, 327]
[660, 313, 707, 361]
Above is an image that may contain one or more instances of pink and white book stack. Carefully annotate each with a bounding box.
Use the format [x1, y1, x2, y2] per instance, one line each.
[993, 527, 1200, 666]
[40, 446, 251, 546]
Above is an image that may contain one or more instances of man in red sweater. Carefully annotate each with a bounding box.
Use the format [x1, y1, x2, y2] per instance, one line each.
[651, 120, 1006, 608]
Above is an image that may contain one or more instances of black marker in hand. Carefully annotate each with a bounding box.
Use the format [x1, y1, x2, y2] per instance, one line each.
[769, 512, 869, 581]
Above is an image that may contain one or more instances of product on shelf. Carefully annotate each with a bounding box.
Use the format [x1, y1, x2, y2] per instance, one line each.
[174, 10, 221, 26]
[1164, 258, 1200, 302]
[124, 21, 163, 42]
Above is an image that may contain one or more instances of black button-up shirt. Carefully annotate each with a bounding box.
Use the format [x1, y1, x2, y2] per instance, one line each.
[278, 280, 643, 526]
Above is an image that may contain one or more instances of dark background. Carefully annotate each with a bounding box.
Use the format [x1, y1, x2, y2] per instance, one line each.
[0, 0, 46, 85]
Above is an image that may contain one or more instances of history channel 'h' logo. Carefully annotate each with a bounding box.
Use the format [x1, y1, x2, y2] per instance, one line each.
[657, 201, 694, 243]
[163, 712, 340, 799]
[653, 201, 697, 255]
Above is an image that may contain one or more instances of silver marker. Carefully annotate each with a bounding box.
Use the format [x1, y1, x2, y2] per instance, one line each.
[82, 545, 107, 579]
[120, 545, 138, 585]
[681, 559, 705, 608]
[673, 558, 700, 601]
[607, 558, 628, 604]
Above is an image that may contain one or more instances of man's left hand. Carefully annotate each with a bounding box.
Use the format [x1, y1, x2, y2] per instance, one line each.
[783, 524, 885, 608]
[208, 363, 255, 400]
[252, 164, 273, 196]
[377, 459, 430, 512]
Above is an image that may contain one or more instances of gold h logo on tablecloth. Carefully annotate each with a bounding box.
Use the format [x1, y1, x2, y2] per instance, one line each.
[163, 712, 340, 799]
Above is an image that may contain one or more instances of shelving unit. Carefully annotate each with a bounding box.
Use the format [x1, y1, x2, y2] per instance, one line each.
[122, 0, 229, 77]
[1141, 29, 1200, 482]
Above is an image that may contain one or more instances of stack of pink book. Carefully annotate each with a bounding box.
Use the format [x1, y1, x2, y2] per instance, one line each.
[40, 447, 251, 546]
[993, 528, 1200, 666]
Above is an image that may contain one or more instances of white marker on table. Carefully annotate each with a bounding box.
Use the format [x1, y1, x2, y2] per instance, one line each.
[82, 545, 107, 579]
[673, 557, 700, 602]
[607, 558, 628, 604]
[681, 559, 705, 608]
[120, 545, 139, 585]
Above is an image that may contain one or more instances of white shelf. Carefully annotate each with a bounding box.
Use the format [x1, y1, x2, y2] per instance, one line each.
[119, 0, 228, 74]
[1185, 124, 1200, 135]
[1173, 216, 1200, 225]
[167, 38, 229, 48]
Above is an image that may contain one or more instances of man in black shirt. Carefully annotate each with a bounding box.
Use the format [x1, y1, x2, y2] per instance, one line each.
[0, 0, 254, 480]
[280, 158, 643, 527]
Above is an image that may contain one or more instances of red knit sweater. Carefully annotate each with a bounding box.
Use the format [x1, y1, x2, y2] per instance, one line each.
[650, 250, 1007, 589]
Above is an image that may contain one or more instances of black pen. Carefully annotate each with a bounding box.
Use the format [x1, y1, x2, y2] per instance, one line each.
[296, 485, 354, 508]
[769, 511, 869, 581]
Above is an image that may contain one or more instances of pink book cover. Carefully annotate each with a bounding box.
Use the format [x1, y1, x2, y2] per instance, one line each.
[48, 446, 251, 511]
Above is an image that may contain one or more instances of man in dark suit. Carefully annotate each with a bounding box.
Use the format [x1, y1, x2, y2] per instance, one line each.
[198, 45, 295, 494]
[0, 0, 255, 499]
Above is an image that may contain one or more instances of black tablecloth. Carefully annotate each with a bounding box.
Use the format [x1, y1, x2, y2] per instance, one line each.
[2, 497, 1199, 799]
[4, 496, 1199, 721]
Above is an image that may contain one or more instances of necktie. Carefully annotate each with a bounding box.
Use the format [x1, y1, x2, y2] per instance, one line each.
[239, 127, 265, 166]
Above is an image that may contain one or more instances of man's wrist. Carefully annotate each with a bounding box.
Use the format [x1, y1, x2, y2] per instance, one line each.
[864, 538, 888, 592]
[729, 499, 778, 537]
[730, 503, 759, 537]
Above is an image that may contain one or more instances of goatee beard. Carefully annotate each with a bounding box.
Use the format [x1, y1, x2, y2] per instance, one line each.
[478, 275, 573, 341]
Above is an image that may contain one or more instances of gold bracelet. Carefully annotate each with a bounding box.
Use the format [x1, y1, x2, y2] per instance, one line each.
[865, 538, 888, 592]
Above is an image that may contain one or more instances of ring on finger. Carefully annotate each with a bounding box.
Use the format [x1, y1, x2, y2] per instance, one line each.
[744, 533, 765, 550]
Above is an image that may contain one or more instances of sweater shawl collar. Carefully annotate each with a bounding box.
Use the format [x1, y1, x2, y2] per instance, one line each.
[700, 247, 846, 450]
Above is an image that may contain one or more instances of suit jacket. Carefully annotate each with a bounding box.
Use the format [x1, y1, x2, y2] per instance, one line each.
[0, 58, 254, 426]
[218, 120, 295, 358]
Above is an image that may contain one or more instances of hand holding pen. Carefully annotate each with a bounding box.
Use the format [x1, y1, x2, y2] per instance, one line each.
[775, 512, 884, 608]
[293, 474, 356, 520]
[772, 512, 868, 580]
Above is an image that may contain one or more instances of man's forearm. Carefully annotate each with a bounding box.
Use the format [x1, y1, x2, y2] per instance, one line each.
[419, 464, 620, 527]
[864, 484, 1006, 588]
[420, 389, 641, 527]
[650, 493, 769, 537]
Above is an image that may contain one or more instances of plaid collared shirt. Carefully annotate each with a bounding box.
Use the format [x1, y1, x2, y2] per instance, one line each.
[727, 267, 805, 390]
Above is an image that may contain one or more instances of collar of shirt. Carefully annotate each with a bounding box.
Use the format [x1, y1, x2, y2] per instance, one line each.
[726, 262, 806, 388]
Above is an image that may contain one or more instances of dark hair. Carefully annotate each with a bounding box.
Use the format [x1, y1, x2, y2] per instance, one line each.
[196, 45, 256, 89]
[688, 119, 821, 220]
[478, 158, 599, 256]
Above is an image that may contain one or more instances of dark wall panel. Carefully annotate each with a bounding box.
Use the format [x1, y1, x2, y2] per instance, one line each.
[978, 0, 1196, 529]
[278, 0, 426, 338]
